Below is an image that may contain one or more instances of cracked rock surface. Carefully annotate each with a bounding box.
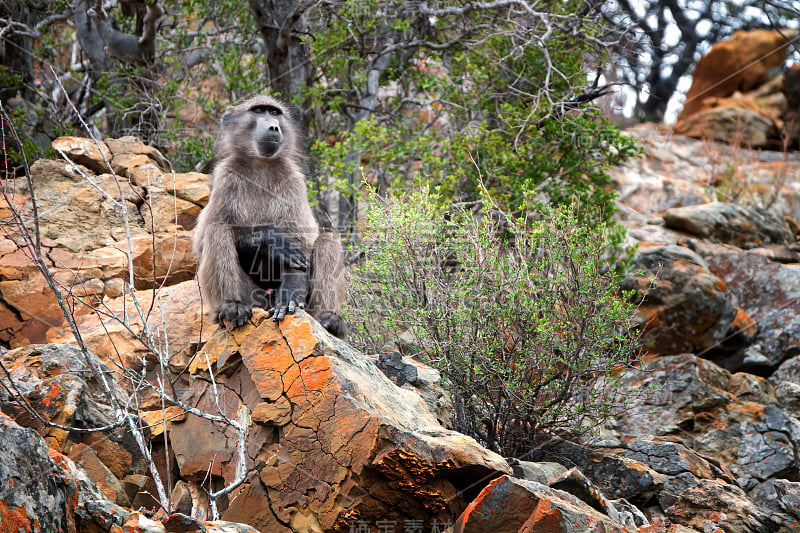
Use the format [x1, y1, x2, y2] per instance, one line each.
[175, 310, 511, 531]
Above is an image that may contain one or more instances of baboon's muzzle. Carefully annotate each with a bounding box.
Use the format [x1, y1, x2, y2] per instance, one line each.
[258, 135, 281, 157]
[257, 118, 283, 157]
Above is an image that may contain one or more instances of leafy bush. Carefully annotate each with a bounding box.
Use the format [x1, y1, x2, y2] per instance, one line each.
[346, 190, 640, 457]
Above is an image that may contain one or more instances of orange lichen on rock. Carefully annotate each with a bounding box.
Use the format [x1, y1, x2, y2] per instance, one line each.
[181, 309, 511, 530]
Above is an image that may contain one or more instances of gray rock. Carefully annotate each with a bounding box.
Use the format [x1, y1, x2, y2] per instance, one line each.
[618, 437, 717, 478]
[741, 308, 800, 374]
[0, 417, 69, 532]
[376, 350, 418, 385]
[606, 498, 650, 529]
[703, 249, 800, 319]
[665, 478, 793, 532]
[610, 354, 800, 495]
[506, 458, 567, 485]
[663, 203, 794, 247]
[773, 354, 800, 385]
[772, 380, 800, 417]
[750, 479, 800, 518]
[370, 350, 454, 428]
[622, 246, 742, 355]
[526, 438, 666, 503]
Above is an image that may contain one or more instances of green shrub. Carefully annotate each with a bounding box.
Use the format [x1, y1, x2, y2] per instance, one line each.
[346, 190, 640, 457]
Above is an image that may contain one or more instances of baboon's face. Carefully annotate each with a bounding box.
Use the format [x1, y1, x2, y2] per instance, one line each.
[221, 96, 295, 160]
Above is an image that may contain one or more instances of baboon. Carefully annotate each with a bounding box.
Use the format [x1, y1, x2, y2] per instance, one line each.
[193, 95, 346, 338]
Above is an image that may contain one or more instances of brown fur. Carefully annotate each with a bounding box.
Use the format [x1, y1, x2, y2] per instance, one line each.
[193, 95, 346, 335]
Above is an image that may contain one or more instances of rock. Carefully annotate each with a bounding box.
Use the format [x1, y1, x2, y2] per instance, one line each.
[610, 354, 800, 495]
[771, 379, 800, 419]
[612, 125, 800, 232]
[783, 65, 800, 148]
[507, 458, 567, 485]
[750, 479, 800, 519]
[123, 474, 161, 511]
[773, 355, 800, 386]
[0, 413, 70, 532]
[450, 474, 632, 532]
[81, 431, 133, 480]
[0, 140, 213, 348]
[703, 248, 800, 320]
[675, 104, 779, 148]
[664, 478, 793, 532]
[622, 246, 744, 356]
[52, 136, 113, 174]
[68, 443, 130, 505]
[740, 308, 800, 374]
[163, 513, 260, 533]
[677, 30, 793, 121]
[611, 126, 713, 217]
[46, 280, 206, 373]
[526, 438, 666, 504]
[727, 372, 777, 406]
[371, 350, 454, 427]
[549, 467, 610, 514]
[663, 203, 795, 247]
[105, 135, 171, 177]
[616, 437, 719, 480]
[176, 310, 511, 531]
[22, 159, 146, 252]
[376, 350, 418, 385]
[165, 171, 210, 206]
[0, 344, 125, 451]
[169, 480, 194, 515]
[126, 231, 197, 289]
[746, 244, 800, 263]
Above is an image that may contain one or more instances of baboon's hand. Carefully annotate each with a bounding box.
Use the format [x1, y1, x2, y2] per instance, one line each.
[268, 270, 308, 322]
[278, 246, 310, 271]
[217, 300, 252, 329]
[237, 225, 310, 271]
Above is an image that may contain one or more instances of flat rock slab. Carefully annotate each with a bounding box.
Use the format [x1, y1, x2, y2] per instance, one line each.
[663, 203, 794, 247]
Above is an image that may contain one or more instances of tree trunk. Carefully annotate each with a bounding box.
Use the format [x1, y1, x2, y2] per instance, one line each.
[248, 0, 313, 131]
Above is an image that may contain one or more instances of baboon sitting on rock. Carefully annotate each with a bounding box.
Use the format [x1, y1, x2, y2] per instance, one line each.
[193, 95, 346, 338]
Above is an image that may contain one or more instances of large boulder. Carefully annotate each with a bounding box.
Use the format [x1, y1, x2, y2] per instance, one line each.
[45, 279, 205, 374]
[677, 30, 793, 122]
[169, 310, 511, 531]
[450, 475, 633, 533]
[622, 245, 750, 357]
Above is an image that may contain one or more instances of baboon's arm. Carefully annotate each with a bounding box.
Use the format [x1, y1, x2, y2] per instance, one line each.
[196, 218, 256, 328]
[309, 231, 347, 338]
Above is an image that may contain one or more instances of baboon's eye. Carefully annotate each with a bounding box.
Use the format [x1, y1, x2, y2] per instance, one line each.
[250, 104, 283, 116]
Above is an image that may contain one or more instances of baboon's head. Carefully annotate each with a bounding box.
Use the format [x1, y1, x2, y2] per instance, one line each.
[219, 95, 298, 161]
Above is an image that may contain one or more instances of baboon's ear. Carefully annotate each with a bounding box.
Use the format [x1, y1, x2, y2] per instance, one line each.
[220, 108, 237, 129]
